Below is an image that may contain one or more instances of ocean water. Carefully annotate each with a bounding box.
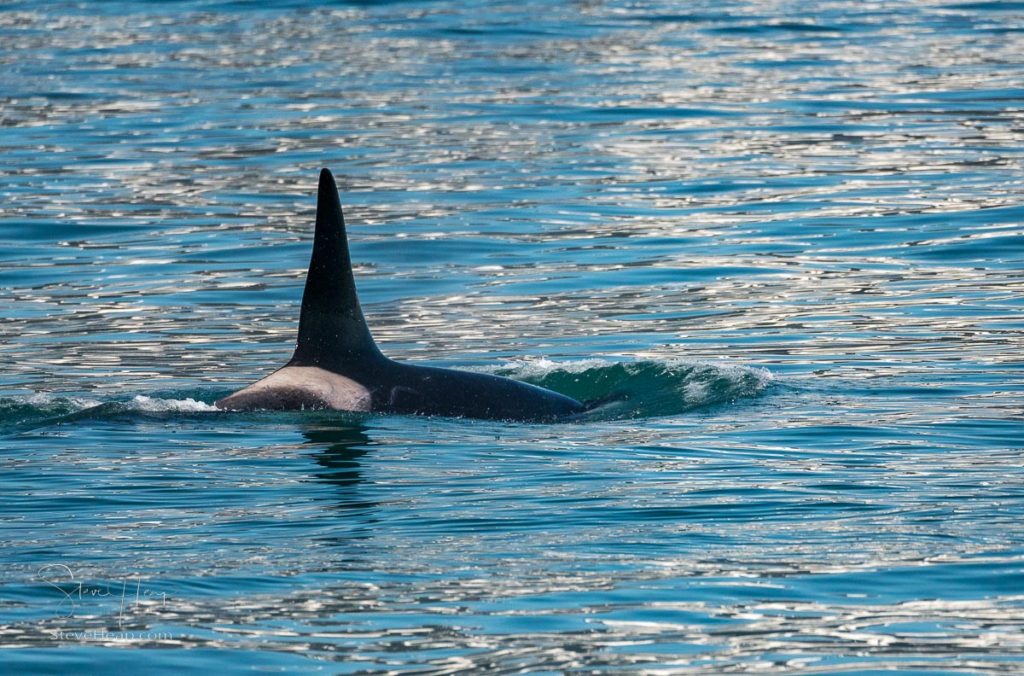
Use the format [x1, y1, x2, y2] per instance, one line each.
[1, 0, 1023, 672]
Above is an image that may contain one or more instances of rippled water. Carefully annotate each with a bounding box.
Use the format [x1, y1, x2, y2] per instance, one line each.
[2, 0, 1023, 672]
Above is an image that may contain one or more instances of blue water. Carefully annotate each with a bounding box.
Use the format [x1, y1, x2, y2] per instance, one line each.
[2, 0, 1023, 671]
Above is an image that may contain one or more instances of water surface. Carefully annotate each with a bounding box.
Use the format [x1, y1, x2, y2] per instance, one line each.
[1, 0, 1023, 672]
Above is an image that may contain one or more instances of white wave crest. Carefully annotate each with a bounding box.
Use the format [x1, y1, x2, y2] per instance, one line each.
[494, 357, 773, 385]
[665, 359, 775, 383]
[494, 357, 615, 378]
[131, 395, 219, 412]
[25, 392, 103, 410]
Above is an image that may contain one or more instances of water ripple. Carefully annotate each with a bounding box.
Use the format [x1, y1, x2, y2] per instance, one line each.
[2, 0, 1023, 672]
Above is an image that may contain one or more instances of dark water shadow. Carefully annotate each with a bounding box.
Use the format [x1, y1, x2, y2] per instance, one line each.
[302, 424, 379, 515]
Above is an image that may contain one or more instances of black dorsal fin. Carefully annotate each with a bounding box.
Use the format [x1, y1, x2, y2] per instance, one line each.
[289, 168, 383, 370]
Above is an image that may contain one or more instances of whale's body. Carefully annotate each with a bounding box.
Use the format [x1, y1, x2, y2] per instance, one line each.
[216, 169, 584, 422]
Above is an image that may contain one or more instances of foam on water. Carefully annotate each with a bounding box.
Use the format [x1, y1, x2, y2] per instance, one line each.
[23, 392, 103, 411]
[130, 395, 219, 413]
[0, 393, 224, 433]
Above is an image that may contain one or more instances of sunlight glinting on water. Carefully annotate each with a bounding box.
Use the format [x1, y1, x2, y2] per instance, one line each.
[2, 0, 1023, 672]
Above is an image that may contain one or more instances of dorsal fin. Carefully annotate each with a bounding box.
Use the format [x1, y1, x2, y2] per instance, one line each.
[289, 168, 383, 370]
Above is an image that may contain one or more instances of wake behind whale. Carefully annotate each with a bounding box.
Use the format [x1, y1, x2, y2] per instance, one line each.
[0, 361, 771, 433]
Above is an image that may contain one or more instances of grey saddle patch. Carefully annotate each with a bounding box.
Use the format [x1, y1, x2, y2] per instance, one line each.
[216, 366, 372, 412]
[214, 168, 584, 422]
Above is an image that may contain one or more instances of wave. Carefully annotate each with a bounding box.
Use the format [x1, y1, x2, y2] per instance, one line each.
[0, 360, 771, 431]
[489, 358, 773, 420]
[0, 392, 220, 433]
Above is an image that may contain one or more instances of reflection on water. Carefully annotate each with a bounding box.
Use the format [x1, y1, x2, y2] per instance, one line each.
[305, 425, 379, 514]
[1, 0, 1023, 672]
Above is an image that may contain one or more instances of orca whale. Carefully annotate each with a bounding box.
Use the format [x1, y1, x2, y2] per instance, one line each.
[216, 168, 585, 422]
